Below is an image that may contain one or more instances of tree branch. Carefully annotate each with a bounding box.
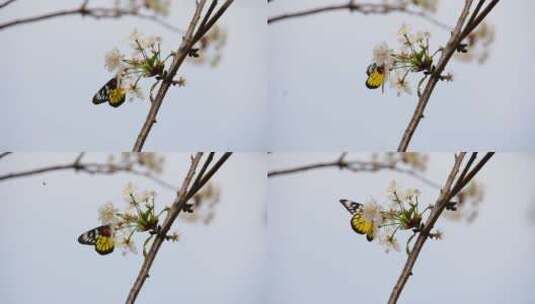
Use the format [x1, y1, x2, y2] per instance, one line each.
[125, 152, 232, 303]
[0, 152, 12, 160]
[132, 0, 234, 152]
[397, 0, 499, 151]
[0, 4, 181, 32]
[0, 154, 176, 190]
[186, 152, 232, 201]
[268, 154, 440, 188]
[387, 152, 494, 303]
[0, 0, 17, 9]
[268, 2, 450, 29]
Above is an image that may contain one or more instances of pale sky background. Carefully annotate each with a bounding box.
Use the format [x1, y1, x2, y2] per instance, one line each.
[268, 1, 535, 151]
[267, 153, 535, 303]
[1, 0, 267, 151]
[0, 153, 267, 304]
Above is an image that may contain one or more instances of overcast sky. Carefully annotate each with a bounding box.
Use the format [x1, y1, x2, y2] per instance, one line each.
[1, 0, 266, 151]
[267, 153, 535, 303]
[0, 153, 267, 304]
[268, 1, 535, 150]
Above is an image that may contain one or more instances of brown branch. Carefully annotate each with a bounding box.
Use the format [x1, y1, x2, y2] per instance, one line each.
[397, 0, 500, 151]
[0, 152, 12, 160]
[186, 152, 232, 201]
[387, 152, 494, 303]
[0, 5, 181, 32]
[0, 0, 17, 9]
[268, 155, 440, 188]
[125, 152, 232, 303]
[0, 154, 176, 190]
[268, 2, 450, 29]
[132, 0, 234, 152]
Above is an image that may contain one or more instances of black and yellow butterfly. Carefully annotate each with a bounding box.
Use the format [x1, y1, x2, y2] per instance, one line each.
[339, 199, 375, 241]
[92, 77, 126, 108]
[78, 225, 115, 255]
[365, 63, 386, 92]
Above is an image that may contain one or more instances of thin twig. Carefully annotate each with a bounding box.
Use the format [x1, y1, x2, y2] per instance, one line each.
[192, 152, 215, 188]
[0, 0, 17, 9]
[132, 0, 234, 152]
[0, 152, 12, 160]
[0, 154, 176, 190]
[268, 2, 450, 29]
[268, 156, 440, 188]
[387, 152, 494, 303]
[0, 5, 181, 32]
[186, 152, 232, 201]
[457, 152, 477, 184]
[125, 152, 231, 303]
[397, 0, 500, 151]
[450, 152, 494, 197]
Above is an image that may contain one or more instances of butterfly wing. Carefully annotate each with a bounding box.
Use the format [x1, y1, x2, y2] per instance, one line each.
[339, 199, 362, 215]
[365, 68, 385, 89]
[351, 213, 375, 241]
[78, 225, 115, 255]
[92, 77, 126, 107]
[95, 235, 115, 255]
[92, 78, 115, 105]
[78, 226, 99, 245]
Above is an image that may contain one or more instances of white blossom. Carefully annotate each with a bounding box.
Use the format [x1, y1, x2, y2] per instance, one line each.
[104, 48, 124, 72]
[98, 202, 119, 225]
[122, 182, 137, 204]
[117, 237, 137, 255]
[372, 41, 394, 69]
[386, 180, 400, 201]
[380, 233, 401, 253]
[390, 71, 412, 96]
[361, 200, 384, 225]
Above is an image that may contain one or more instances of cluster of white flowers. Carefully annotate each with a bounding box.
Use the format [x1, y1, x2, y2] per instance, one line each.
[98, 202, 120, 226]
[382, 0, 439, 13]
[411, 0, 439, 13]
[386, 180, 421, 203]
[143, 0, 172, 15]
[97, 183, 177, 256]
[114, 0, 172, 16]
[456, 22, 496, 64]
[443, 181, 485, 223]
[103, 29, 165, 102]
[400, 152, 428, 171]
[107, 152, 166, 175]
[371, 152, 429, 172]
[181, 183, 221, 225]
[190, 26, 228, 67]
[370, 24, 438, 96]
[351, 181, 437, 254]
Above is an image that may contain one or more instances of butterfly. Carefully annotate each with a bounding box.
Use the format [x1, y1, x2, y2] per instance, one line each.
[92, 77, 126, 108]
[365, 63, 386, 92]
[339, 199, 375, 241]
[78, 225, 115, 255]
